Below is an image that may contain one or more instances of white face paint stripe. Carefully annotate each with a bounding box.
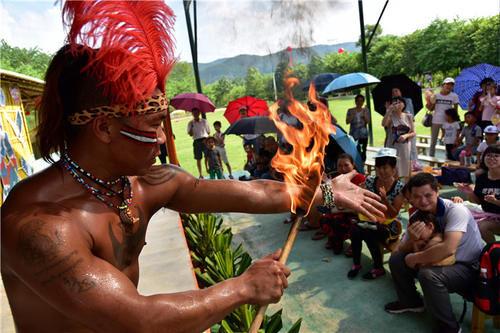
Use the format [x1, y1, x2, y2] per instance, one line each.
[120, 130, 158, 143]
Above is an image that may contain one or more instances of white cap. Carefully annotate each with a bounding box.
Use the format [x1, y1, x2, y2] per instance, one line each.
[443, 77, 455, 85]
[484, 125, 499, 134]
[375, 147, 398, 159]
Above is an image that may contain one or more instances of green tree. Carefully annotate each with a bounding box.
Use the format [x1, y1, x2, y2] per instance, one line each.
[166, 61, 197, 98]
[0, 40, 52, 79]
[244, 67, 265, 98]
[367, 35, 403, 77]
[357, 24, 383, 48]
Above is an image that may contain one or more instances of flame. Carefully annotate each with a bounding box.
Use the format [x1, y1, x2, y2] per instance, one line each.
[269, 73, 336, 215]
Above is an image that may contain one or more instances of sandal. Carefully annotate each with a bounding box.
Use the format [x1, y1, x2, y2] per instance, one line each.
[362, 268, 386, 280]
[229, 175, 234, 179]
[311, 230, 326, 240]
[298, 221, 319, 231]
[347, 265, 362, 279]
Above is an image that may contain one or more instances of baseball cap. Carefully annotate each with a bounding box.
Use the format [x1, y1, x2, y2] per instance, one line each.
[443, 77, 455, 85]
[375, 147, 398, 159]
[484, 125, 499, 134]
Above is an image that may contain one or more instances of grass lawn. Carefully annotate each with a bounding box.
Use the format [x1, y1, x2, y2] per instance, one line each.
[170, 95, 448, 176]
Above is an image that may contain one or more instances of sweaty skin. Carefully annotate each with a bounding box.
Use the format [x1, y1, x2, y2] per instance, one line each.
[1, 111, 385, 333]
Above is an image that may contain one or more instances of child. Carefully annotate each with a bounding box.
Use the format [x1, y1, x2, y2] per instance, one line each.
[243, 143, 255, 173]
[348, 148, 405, 280]
[204, 137, 224, 179]
[408, 211, 455, 266]
[476, 125, 499, 164]
[440, 108, 461, 160]
[213, 121, 234, 179]
[318, 154, 366, 255]
[454, 111, 482, 162]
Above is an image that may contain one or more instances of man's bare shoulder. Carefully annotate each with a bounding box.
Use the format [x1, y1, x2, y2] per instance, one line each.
[138, 164, 191, 186]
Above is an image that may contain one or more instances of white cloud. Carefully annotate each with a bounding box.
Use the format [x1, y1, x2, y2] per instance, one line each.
[0, 0, 497, 62]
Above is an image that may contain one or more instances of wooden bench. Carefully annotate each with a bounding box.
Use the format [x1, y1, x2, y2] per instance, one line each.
[417, 134, 432, 144]
[416, 142, 446, 155]
[364, 159, 375, 175]
[472, 304, 500, 333]
[417, 155, 447, 167]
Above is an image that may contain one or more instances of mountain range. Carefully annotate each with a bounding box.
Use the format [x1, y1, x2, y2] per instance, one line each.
[198, 42, 358, 83]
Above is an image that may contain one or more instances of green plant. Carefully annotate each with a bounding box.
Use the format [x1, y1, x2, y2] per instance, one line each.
[181, 213, 302, 332]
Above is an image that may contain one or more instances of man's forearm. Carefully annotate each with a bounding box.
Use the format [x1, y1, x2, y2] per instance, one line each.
[145, 278, 246, 333]
[413, 242, 454, 266]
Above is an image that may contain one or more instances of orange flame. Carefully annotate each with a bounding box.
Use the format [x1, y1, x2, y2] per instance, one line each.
[269, 74, 336, 215]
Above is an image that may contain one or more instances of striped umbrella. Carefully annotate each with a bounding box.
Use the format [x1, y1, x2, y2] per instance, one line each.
[455, 63, 500, 109]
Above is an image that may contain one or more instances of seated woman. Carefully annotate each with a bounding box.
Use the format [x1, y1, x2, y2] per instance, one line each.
[348, 148, 405, 280]
[453, 144, 500, 243]
[318, 154, 366, 254]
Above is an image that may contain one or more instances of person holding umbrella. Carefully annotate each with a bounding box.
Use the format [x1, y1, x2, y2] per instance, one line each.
[187, 108, 210, 178]
[382, 96, 416, 179]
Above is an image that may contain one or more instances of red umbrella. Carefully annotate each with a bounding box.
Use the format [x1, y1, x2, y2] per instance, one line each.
[224, 96, 269, 124]
[170, 93, 215, 113]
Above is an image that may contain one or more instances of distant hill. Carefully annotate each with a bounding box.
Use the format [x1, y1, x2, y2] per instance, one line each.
[198, 42, 358, 83]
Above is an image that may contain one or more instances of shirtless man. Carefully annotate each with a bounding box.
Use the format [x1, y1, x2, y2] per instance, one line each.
[1, 3, 385, 332]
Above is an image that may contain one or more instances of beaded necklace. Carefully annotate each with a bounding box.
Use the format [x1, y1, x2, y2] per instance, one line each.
[61, 152, 138, 225]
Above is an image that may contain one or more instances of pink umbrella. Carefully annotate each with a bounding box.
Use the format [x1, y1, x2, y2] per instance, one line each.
[170, 93, 215, 113]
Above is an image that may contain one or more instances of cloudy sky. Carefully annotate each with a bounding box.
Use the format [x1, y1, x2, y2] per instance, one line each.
[0, 0, 498, 63]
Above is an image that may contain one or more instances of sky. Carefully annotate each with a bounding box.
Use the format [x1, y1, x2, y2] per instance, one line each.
[0, 0, 498, 63]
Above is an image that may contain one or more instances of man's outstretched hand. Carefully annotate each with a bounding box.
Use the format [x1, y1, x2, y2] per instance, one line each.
[327, 170, 387, 221]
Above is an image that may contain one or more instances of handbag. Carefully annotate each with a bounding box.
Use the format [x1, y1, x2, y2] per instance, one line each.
[422, 110, 433, 127]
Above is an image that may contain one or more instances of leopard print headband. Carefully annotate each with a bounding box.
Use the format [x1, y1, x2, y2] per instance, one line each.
[68, 94, 168, 125]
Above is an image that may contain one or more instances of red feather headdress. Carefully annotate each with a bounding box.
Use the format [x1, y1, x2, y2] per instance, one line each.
[62, 0, 176, 109]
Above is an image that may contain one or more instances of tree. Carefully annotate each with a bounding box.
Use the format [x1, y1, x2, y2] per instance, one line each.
[357, 24, 383, 48]
[0, 40, 52, 79]
[166, 61, 197, 98]
[367, 35, 403, 77]
[244, 67, 265, 98]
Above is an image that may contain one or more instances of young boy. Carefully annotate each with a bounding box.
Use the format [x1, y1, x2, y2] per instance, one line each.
[476, 125, 499, 163]
[204, 137, 224, 179]
[454, 111, 482, 161]
[213, 121, 234, 179]
[408, 211, 455, 266]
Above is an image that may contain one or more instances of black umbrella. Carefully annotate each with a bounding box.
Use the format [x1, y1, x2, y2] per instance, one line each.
[223, 116, 278, 135]
[372, 74, 423, 116]
[302, 73, 341, 92]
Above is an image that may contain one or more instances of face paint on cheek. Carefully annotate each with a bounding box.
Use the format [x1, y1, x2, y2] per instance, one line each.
[119, 125, 158, 144]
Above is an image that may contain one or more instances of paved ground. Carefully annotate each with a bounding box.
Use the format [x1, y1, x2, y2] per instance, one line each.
[1, 208, 197, 332]
[220, 205, 492, 333]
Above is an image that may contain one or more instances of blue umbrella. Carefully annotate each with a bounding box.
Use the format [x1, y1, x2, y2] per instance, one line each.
[302, 73, 341, 92]
[455, 63, 500, 109]
[329, 125, 364, 172]
[323, 72, 380, 94]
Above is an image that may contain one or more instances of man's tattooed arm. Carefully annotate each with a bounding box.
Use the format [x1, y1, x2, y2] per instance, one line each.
[17, 219, 96, 293]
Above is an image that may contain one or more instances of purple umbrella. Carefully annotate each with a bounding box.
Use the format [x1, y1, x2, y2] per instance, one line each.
[170, 93, 215, 113]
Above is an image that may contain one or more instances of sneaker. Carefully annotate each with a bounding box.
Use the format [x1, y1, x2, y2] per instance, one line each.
[229, 175, 234, 179]
[384, 301, 425, 314]
[347, 265, 362, 279]
[362, 268, 386, 280]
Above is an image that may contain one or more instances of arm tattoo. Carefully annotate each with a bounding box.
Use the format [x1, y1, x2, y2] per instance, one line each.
[141, 165, 176, 185]
[18, 219, 96, 293]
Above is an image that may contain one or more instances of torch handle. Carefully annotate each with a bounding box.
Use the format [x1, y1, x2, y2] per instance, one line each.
[248, 214, 304, 333]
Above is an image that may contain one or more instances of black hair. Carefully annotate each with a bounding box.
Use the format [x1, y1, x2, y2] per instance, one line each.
[391, 96, 406, 111]
[213, 120, 221, 127]
[337, 153, 354, 165]
[409, 210, 442, 233]
[464, 111, 477, 119]
[355, 94, 365, 101]
[407, 173, 439, 193]
[37, 45, 109, 161]
[375, 156, 397, 168]
[479, 143, 500, 171]
[480, 77, 494, 86]
[444, 108, 460, 122]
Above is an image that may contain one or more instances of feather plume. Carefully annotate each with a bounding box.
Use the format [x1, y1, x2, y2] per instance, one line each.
[62, 0, 176, 109]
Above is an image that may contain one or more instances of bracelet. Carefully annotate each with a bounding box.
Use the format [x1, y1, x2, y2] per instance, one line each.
[320, 181, 336, 209]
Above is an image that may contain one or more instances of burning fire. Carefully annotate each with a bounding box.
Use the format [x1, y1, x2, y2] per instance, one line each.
[269, 74, 336, 215]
